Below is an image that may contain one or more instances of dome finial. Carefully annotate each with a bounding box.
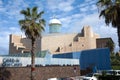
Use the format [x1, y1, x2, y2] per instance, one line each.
[52, 15, 57, 19]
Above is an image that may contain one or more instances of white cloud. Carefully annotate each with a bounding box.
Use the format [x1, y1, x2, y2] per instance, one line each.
[91, 4, 97, 11]
[59, 13, 85, 28]
[0, 0, 5, 12]
[0, 0, 2, 4]
[66, 12, 100, 32]
[47, 0, 75, 12]
[0, 20, 8, 24]
[58, 0, 74, 12]
[85, 0, 92, 2]
[0, 26, 23, 54]
[79, 0, 97, 12]
[0, 0, 29, 20]
[60, 17, 73, 28]
[80, 6, 89, 12]
[0, 32, 10, 54]
[34, 0, 44, 11]
[60, 12, 100, 32]
[47, 0, 58, 10]
[85, 0, 97, 3]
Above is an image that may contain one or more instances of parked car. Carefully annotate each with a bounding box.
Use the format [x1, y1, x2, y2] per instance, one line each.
[106, 70, 120, 75]
[83, 73, 97, 80]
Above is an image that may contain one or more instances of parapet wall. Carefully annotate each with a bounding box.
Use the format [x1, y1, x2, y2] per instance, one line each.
[0, 65, 80, 80]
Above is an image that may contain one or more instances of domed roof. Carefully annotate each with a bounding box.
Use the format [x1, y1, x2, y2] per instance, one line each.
[49, 18, 61, 25]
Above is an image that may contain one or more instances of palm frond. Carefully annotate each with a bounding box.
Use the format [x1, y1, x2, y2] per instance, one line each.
[39, 19, 46, 26]
[27, 8, 31, 18]
[97, 0, 120, 50]
[19, 7, 46, 39]
[32, 6, 38, 20]
[99, 10, 105, 17]
[37, 11, 44, 19]
[19, 20, 25, 25]
[20, 10, 27, 15]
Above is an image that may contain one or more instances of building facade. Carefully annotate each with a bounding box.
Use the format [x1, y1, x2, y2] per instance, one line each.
[9, 26, 99, 54]
[96, 38, 114, 48]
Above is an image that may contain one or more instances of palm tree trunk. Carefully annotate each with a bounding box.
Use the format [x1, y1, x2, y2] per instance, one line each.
[31, 38, 36, 80]
[117, 26, 120, 51]
[40, 35, 42, 55]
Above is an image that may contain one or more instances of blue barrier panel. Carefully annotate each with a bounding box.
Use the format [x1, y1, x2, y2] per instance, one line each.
[52, 48, 111, 72]
[80, 48, 111, 70]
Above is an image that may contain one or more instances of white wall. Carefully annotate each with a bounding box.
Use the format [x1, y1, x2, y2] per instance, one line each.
[0, 56, 79, 67]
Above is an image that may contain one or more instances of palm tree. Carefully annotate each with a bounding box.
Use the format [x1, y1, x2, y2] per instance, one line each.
[19, 7, 45, 80]
[97, 0, 120, 51]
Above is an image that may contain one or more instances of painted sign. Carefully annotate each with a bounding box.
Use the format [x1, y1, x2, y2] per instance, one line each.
[2, 58, 22, 67]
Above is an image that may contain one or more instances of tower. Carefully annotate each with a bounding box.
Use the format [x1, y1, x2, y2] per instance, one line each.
[49, 17, 62, 33]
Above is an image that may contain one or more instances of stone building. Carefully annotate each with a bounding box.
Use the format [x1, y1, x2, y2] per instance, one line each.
[9, 26, 99, 54]
[9, 17, 102, 54]
[2, 17, 113, 80]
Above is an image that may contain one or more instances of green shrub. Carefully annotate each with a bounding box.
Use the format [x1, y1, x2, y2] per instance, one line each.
[112, 66, 120, 70]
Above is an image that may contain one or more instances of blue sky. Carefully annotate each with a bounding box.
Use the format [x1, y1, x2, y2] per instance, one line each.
[0, 0, 118, 54]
